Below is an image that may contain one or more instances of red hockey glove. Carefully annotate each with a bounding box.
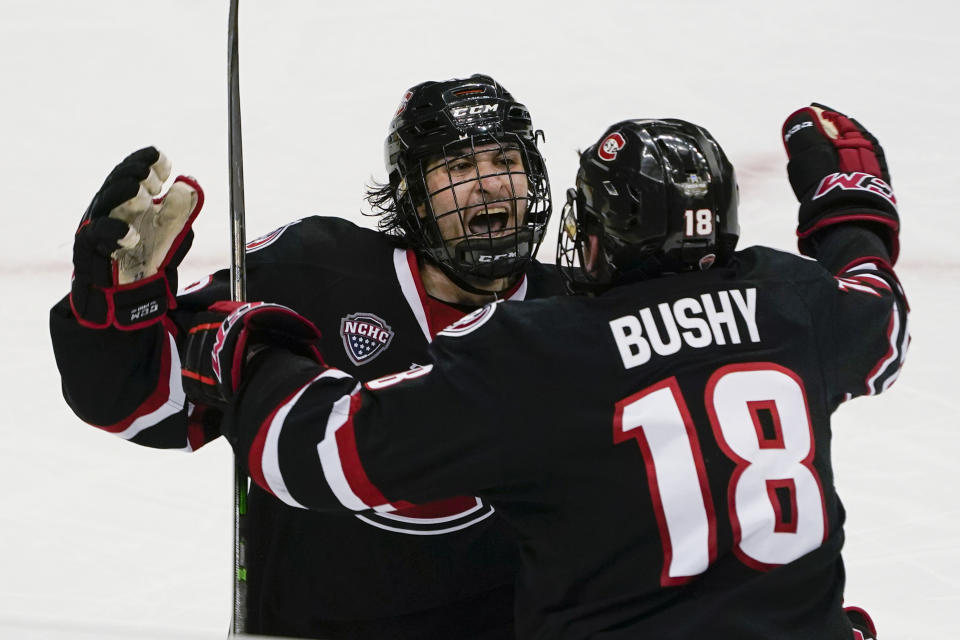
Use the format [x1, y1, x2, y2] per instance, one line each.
[70, 147, 203, 330]
[181, 301, 325, 408]
[782, 104, 899, 262]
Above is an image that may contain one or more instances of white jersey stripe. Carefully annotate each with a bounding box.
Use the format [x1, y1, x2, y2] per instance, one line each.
[258, 369, 347, 507]
[317, 379, 371, 512]
[837, 278, 881, 296]
[393, 248, 432, 343]
[866, 299, 903, 395]
[375, 497, 484, 523]
[507, 274, 528, 301]
[117, 332, 186, 440]
[849, 273, 891, 291]
[881, 302, 910, 393]
[355, 507, 497, 535]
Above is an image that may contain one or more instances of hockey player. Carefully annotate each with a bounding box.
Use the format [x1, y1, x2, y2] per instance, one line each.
[188, 106, 905, 639]
[50, 75, 565, 638]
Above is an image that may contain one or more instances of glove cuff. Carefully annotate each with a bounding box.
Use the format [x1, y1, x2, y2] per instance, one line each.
[70, 269, 175, 330]
[796, 171, 900, 263]
[797, 209, 899, 265]
[181, 302, 325, 409]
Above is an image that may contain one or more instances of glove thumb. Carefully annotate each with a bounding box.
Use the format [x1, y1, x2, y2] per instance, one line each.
[74, 217, 134, 285]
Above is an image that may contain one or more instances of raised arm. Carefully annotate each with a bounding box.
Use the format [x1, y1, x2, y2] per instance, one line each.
[782, 104, 909, 401]
[49, 148, 219, 450]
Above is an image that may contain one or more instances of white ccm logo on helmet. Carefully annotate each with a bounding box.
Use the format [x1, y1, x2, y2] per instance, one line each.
[450, 103, 499, 118]
[598, 132, 626, 161]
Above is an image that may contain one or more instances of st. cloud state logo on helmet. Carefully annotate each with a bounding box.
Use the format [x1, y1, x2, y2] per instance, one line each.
[598, 132, 626, 161]
[394, 89, 413, 117]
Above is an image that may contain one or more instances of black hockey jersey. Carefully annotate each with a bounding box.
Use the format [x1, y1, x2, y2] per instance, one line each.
[50, 216, 568, 638]
[223, 228, 909, 639]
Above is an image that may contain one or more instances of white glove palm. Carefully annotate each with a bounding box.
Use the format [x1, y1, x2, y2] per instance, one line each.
[109, 151, 199, 284]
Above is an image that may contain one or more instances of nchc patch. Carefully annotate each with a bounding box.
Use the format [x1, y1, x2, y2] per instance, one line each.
[340, 313, 395, 365]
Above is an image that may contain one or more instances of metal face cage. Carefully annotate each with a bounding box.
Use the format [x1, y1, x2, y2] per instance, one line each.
[402, 132, 551, 283]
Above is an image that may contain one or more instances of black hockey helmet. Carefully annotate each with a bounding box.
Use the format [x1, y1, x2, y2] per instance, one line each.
[557, 118, 739, 292]
[383, 74, 551, 291]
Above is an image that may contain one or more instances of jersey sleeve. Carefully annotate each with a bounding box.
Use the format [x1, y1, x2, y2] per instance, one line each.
[225, 304, 519, 512]
[50, 273, 229, 451]
[804, 224, 910, 403]
[49, 217, 336, 451]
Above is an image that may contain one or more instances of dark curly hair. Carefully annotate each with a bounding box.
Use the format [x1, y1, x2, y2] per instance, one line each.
[363, 165, 434, 246]
[362, 179, 403, 236]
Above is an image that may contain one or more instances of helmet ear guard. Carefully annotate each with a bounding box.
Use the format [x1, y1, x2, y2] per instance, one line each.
[383, 75, 552, 292]
[557, 118, 740, 293]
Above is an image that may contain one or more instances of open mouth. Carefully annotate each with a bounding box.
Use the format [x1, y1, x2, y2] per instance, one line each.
[467, 206, 511, 236]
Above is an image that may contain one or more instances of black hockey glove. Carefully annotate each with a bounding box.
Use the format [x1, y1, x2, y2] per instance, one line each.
[181, 301, 325, 409]
[70, 147, 203, 330]
[844, 606, 878, 640]
[782, 104, 899, 262]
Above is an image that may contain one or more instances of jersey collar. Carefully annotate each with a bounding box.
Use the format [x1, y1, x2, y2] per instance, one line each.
[393, 248, 527, 342]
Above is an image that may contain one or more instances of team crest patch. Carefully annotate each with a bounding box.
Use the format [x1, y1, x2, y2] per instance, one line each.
[340, 313, 395, 365]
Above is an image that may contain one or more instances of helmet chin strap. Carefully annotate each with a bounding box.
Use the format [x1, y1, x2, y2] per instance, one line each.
[431, 227, 539, 277]
[421, 252, 518, 299]
[420, 232, 539, 299]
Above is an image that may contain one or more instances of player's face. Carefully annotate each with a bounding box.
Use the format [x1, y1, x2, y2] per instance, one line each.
[419, 143, 529, 247]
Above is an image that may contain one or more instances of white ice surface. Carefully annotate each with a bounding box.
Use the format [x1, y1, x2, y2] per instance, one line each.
[1, 0, 956, 637]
